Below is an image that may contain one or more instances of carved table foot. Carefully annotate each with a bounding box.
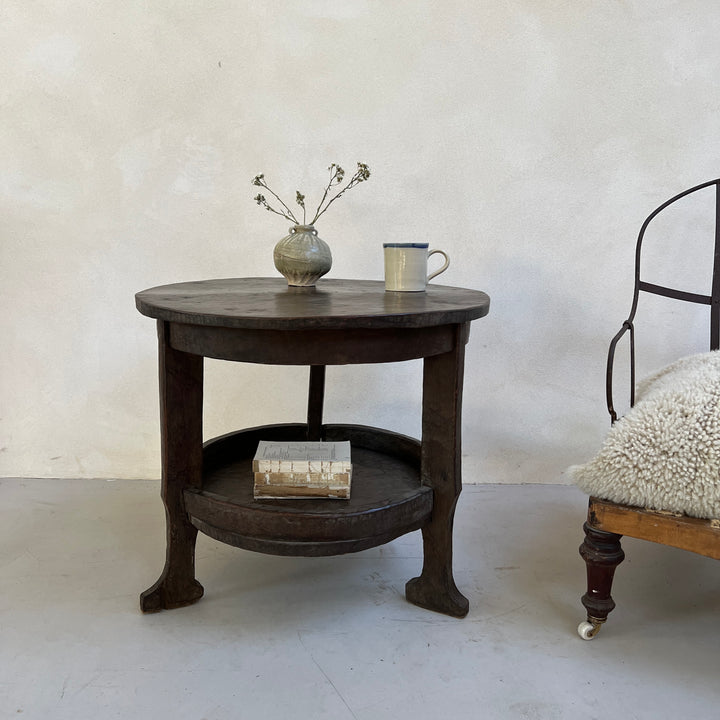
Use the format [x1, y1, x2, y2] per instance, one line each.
[140, 576, 204, 613]
[139, 514, 204, 613]
[406, 574, 469, 618]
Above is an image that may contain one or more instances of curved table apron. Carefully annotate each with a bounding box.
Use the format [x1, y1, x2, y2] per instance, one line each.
[135, 278, 490, 618]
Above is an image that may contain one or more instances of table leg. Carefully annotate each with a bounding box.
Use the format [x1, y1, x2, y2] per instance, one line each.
[140, 321, 204, 612]
[306, 365, 326, 441]
[406, 324, 470, 618]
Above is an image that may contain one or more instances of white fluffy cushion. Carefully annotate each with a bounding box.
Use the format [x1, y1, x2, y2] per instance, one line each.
[570, 351, 720, 519]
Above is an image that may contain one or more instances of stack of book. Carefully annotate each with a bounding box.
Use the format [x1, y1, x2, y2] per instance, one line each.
[252, 440, 352, 500]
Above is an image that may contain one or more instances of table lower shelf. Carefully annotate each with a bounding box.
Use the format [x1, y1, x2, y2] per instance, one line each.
[184, 423, 433, 557]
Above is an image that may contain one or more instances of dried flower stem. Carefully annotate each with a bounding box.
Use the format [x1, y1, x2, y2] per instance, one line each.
[252, 162, 370, 227]
[311, 163, 369, 224]
[252, 174, 300, 224]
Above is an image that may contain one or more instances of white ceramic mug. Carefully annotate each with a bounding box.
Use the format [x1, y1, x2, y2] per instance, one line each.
[383, 243, 450, 292]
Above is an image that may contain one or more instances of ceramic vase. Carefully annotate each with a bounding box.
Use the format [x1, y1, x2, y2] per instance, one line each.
[273, 225, 332, 287]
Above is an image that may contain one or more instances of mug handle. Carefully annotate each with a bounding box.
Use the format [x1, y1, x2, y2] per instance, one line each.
[427, 249, 450, 282]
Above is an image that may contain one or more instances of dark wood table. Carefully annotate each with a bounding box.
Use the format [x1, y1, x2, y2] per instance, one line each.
[135, 278, 490, 617]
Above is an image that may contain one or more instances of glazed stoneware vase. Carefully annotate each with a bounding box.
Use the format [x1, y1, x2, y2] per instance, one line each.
[273, 225, 332, 287]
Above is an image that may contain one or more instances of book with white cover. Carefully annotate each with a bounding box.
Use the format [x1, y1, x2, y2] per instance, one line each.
[252, 441, 352, 474]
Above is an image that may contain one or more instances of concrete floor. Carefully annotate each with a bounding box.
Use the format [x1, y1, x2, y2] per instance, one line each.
[2, 478, 719, 719]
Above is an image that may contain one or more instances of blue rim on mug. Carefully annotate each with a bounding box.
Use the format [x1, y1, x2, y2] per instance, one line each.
[383, 243, 429, 248]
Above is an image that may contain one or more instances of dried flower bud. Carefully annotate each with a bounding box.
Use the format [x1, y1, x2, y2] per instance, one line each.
[356, 163, 370, 181]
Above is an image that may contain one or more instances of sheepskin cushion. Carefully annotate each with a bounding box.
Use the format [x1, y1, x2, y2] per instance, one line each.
[570, 350, 720, 519]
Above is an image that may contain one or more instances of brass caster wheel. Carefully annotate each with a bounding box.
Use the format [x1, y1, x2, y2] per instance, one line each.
[577, 618, 603, 640]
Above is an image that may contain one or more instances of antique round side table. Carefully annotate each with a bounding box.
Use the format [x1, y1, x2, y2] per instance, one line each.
[135, 277, 490, 617]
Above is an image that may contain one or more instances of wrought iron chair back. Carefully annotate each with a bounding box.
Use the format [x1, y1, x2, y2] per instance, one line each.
[606, 178, 720, 422]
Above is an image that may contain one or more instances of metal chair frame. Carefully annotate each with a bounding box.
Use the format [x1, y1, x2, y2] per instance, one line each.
[606, 178, 720, 422]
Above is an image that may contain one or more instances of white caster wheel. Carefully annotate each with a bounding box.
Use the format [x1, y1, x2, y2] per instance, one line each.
[577, 620, 601, 640]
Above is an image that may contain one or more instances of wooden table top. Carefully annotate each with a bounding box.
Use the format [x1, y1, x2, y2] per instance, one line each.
[136, 277, 490, 330]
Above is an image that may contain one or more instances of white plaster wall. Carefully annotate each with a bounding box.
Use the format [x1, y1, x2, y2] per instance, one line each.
[2, 1, 719, 482]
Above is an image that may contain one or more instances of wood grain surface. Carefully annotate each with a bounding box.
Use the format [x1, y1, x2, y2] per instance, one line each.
[136, 277, 490, 330]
